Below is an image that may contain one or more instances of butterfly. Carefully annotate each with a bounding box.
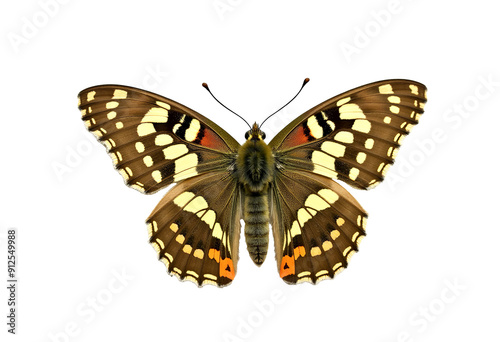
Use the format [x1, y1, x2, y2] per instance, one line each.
[78, 79, 427, 287]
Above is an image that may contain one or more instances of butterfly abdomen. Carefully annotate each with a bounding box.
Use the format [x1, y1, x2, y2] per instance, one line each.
[236, 132, 274, 265]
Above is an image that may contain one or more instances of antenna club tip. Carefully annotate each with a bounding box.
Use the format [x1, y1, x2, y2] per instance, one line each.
[202, 82, 209, 89]
[303, 78, 310, 85]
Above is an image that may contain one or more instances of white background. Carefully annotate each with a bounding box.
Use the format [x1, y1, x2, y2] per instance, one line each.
[1, 1, 499, 341]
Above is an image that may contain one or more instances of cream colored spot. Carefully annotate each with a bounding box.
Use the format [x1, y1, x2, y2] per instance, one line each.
[390, 105, 400, 114]
[194, 249, 204, 259]
[356, 235, 365, 246]
[112, 89, 127, 99]
[343, 246, 352, 257]
[387, 147, 394, 157]
[151, 241, 161, 253]
[115, 122, 124, 129]
[318, 189, 339, 204]
[200, 209, 216, 229]
[336, 217, 345, 226]
[382, 164, 391, 176]
[137, 123, 156, 136]
[173, 267, 182, 275]
[163, 144, 189, 159]
[298, 208, 312, 226]
[379, 84, 393, 94]
[305, 194, 329, 211]
[106, 101, 119, 109]
[349, 167, 360, 181]
[339, 103, 365, 119]
[377, 162, 385, 172]
[356, 152, 367, 164]
[352, 232, 360, 242]
[307, 116, 323, 138]
[152, 170, 162, 183]
[405, 123, 414, 132]
[174, 192, 195, 207]
[297, 271, 311, 278]
[88, 107, 93, 113]
[352, 119, 371, 133]
[383, 116, 391, 124]
[142, 107, 168, 123]
[212, 223, 223, 239]
[322, 240, 333, 251]
[156, 101, 171, 109]
[184, 196, 208, 215]
[419, 102, 425, 109]
[204, 273, 217, 281]
[334, 266, 345, 275]
[184, 119, 201, 142]
[316, 270, 329, 278]
[312, 151, 335, 169]
[143, 155, 153, 167]
[87, 91, 96, 102]
[176, 235, 185, 244]
[388, 96, 401, 104]
[322, 141, 346, 158]
[155, 134, 173, 146]
[331, 229, 340, 240]
[313, 164, 338, 179]
[332, 262, 343, 272]
[174, 153, 198, 182]
[346, 250, 356, 263]
[311, 246, 322, 257]
[186, 270, 198, 279]
[103, 140, 112, 149]
[124, 167, 133, 176]
[394, 133, 402, 143]
[81, 109, 87, 117]
[182, 245, 193, 254]
[170, 223, 179, 233]
[336, 97, 351, 106]
[155, 238, 165, 249]
[409, 84, 419, 95]
[364, 138, 374, 149]
[290, 221, 301, 237]
[334, 131, 354, 144]
[135, 142, 145, 153]
[118, 169, 129, 181]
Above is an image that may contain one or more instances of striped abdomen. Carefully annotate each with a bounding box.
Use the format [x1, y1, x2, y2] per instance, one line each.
[243, 188, 270, 265]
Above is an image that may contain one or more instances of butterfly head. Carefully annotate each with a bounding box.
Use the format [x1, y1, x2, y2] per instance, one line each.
[245, 122, 266, 141]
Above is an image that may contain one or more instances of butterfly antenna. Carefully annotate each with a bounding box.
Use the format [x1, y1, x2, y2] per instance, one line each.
[202, 82, 251, 129]
[259, 78, 310, 129]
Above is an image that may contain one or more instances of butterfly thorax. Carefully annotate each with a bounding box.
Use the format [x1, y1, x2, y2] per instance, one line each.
[236, 123, 274, 265]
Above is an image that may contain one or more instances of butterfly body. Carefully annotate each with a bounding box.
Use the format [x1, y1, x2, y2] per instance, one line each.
[78, 79, 427, 287]
[236, 123, 274, 265]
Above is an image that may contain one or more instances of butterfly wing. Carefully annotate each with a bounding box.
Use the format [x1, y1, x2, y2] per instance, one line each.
[78, 85, 242, 287]
[78, 84, 240, 194]
[269, 79, 427, 284]
[269, 79, 427, 189]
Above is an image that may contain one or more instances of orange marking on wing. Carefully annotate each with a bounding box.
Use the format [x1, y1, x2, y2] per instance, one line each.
[293, 246, 306, 259]
[208, 248, 220, 262]
[220, 258, 235, 280]
[281, 125, 310, 149]
[279, 255, 295, 278]
[199, 129, 230, 151]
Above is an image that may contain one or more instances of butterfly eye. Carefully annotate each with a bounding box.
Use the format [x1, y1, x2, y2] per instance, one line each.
[245, 131, 250, 140]
[261, 132, 266, 140]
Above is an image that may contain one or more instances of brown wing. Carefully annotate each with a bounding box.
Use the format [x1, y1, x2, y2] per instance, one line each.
[78, 84, 240, 194]
[270, 169, 367, 284]
[269, 79, 427, 189]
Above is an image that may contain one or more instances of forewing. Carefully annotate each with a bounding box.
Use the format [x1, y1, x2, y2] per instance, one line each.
[270, 169, 367, 284]
[78, 85, 240, 193]
[147, 171, 242, 287]
[269, 80, 427, 189]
